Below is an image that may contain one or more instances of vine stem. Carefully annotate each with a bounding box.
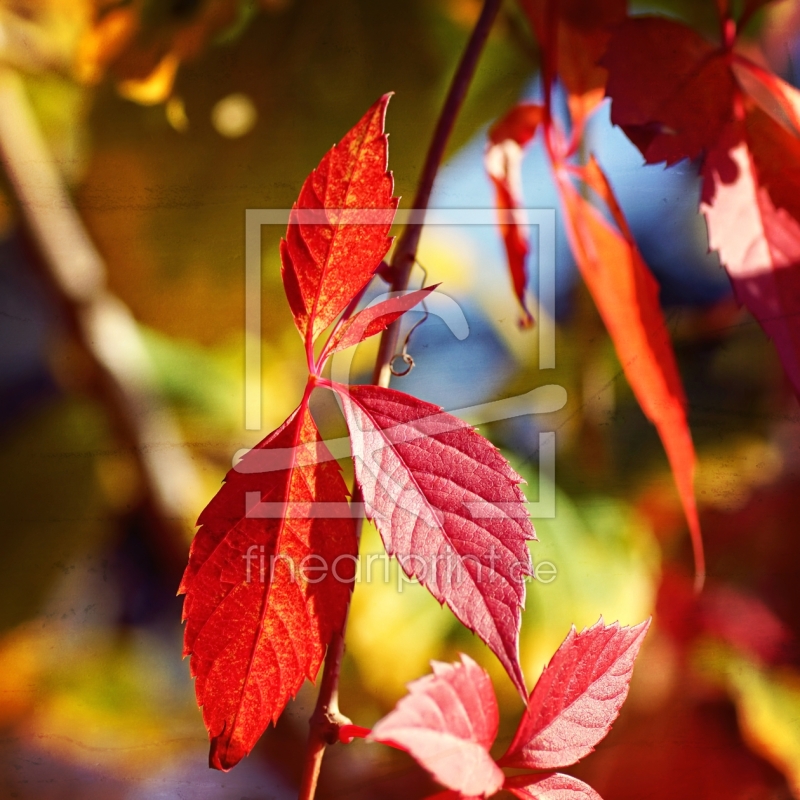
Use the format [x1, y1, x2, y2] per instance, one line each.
[297, 1, 503, 797]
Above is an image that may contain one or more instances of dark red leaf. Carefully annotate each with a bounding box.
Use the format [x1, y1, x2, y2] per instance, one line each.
[333, 382, 535, 696]
[180, 399, 357, 770]
[701, 117, 800, 398]
[506, 772, 604, 800]
[280, 94, 398, 353]
[370, 654, 504, 798]
[320, 286, 437, 361]
[500, 618, 650, 770]
[604, 18, 736, 164]
[554, 165, 704, 585]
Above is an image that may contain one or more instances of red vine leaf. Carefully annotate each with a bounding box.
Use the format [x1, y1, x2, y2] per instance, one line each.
[280, 94, 398, 354]
[603, 17, 736, 165]
[500, 618, 650, 770]
[320, 286, 437, 362]
[506, 772, 605, 800]
[554, 165, 704, 585]
[180, 399, 357, 770]
[701, 116, 800, 397]
[333, 382, 535, 696]
[370, 654, 504, 798]
[519, 0, 626, 123]
[486, 104, 545, 328]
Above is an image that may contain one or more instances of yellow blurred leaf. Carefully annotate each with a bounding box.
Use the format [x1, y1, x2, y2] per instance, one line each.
[697, 643, 800, 797]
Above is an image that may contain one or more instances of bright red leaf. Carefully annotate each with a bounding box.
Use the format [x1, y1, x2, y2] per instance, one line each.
[553, 165, 704, 585]
[333, 382, 534, 696]
[180, 398, 357, 770]
[506, 773, 604, 800]
[500, 618, 650, 770]
[280, 93, 398, 355]
[603, 17, 736, 165]
[320, 286, 437, 362]
[485, 104, 544, 328]
[370, 654, 504, 798]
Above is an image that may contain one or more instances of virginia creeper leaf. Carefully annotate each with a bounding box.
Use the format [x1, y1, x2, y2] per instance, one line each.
[554, 166, 704, 584]
[180, 399, 357, 770]
[603, 18, 736, 164]
[506, 773, 605, 800]
[519, 0, 627, 123]
[485, 104, 545, 328]
[701, 117, 800, 397]
[333, 382, 535, 696]
[500, 618, 650, 770]
[370, 654, 505, 798]
[280, 94, 398, 352]
[320, 286, 437, 361]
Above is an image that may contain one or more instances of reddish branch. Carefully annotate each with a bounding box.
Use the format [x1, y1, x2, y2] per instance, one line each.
[297, 0, 503, 796]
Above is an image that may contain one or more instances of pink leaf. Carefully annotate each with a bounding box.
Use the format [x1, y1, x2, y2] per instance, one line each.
[506, 772, 605, 800]
[280, 94, 398, 354]
[701, 118, 800, 398]
[333, 382, 535, 697]
[500, 618, 650, 770]
[320, 286, 437, 362]
[370, 654, 504, 798]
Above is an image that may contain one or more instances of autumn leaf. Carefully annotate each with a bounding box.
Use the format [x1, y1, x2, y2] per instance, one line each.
[370, 654, 505, 798]
[701, 116, 800, 397]
[280, 94, 398, 356]
[333, 382, 535, 697]
[371, 620, 649, 798]
[505, 773, 604, 800]
[519, 0, 627, 124]
[485, 104, 544, 328]
[603, 17, 736, 165]
[319, 286, 437, 362]
[499, 618, 650, 770]
[180, 398, 357, 770]
[553, 164, 704, 586]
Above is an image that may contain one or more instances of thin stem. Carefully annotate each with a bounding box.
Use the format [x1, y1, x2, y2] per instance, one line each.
[372, 0, 503, 387]
[297, 2, 502, 796]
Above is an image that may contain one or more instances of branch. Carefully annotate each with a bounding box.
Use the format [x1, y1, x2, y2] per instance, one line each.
[297, 1, 503, 796]
[0, 66, 201, 579]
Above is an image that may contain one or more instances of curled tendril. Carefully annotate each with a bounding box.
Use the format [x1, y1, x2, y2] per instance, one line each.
[389, 261, 430, 377]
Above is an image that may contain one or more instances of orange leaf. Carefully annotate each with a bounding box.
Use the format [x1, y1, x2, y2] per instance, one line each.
[555, 164, 704, 587]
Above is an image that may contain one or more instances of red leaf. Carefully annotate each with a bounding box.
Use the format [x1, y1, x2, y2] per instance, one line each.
[486, 104, 545, 328]
[701, 116, 800, 397]
[370, 654, 505, 798]
[280, 94, 398, 354]
[604, 18, 736, 164]
[519, 0, 626, 122]
[500, 618, 650, 770]
[333, 382, 535, 696]
[733, 59, 800, 138]
[506, 773, 604, 800]
[180, 399, 357, 770]
[554, 164, 704, 585]
[320, 286, 437, 361]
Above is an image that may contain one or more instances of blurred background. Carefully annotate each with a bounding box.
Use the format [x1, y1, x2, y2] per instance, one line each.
[2, 0, 800, 797]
